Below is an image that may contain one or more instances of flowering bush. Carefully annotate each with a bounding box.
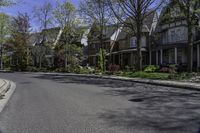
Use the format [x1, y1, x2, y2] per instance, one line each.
[108, 64, 120, 73]
[160, 66, 176, 73]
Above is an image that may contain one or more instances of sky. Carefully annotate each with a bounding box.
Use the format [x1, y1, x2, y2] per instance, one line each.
[0, 0, 80, 30]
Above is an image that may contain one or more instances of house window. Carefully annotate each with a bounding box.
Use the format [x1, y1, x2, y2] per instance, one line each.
[130, 37, 137, 48]
[171, 30, 175, 42]
[141, 36, 146, 47]
[92, 43, 95, 49]
[176, 29, 181, 41]
[162, 32, 168, 44]
[177, 48, 182, 64]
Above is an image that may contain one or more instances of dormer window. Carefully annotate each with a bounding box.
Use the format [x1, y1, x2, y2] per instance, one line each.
[130, 37, 137, 48]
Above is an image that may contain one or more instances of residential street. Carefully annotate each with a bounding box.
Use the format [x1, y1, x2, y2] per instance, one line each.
[0, 72, 200, 133]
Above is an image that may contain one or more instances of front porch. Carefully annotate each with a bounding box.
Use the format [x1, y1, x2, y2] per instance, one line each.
[110, 48, 148, 69]
[150, 44, 200, 70]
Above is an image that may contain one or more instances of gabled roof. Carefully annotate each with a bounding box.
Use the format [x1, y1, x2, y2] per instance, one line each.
[103, 25, 119, 39]
[88, 24, 119, 42]
[30, 27, 60, 46]
[116, 11, 157, 41]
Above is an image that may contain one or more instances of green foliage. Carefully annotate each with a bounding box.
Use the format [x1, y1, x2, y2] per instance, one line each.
[53, 0, 76, 28]
[144, 65, 159, 73]
[119, 71, 170, 80]
[2, 55, 11, 69]
[26, 66, 49, 72]
[168, 72, 194, 80]
[0, 0, 15, 6]
[0, 13, 11, 42]
[10, 13, 31, 71]
[26, 66, 40, 72]
[98, 48, 105, 72]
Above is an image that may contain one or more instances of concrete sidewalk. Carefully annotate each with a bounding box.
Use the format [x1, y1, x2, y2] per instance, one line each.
[35, 72, 200, 91]
[0, 79, 11, 96]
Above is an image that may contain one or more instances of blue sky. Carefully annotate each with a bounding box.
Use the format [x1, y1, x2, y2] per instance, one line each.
[0, 0, 80, 30]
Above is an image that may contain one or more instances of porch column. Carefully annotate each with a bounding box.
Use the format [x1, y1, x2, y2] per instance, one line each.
[131, 52, 134, 66]
[121, 53, 123, 67]
[156, 50, 158, 66]
[174, 47, 177, 64]
[118, 53, 120, 65]
[113, 54, 115, 64]
[197, 44, 200, 68]
[149, 51, 152, 65]
[160, 49, 163, 65]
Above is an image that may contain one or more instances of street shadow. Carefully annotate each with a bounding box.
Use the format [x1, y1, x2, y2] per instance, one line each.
[98, 107, 200, 132]
[32, 73, 200, 132]
[99, 89, 200, 132]
[32, 74, 140, 88]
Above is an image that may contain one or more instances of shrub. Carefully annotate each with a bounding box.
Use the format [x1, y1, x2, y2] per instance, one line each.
[125, 66, 131, 71]
[144, 65, 159, 73]
[160, 67, 171, 73]
[160, 65, 177, 73]
[108, 64, 120, 74]
[168, 72, 194, 80]
[26, 66, 40, 72]
[54, 68, 66, 73]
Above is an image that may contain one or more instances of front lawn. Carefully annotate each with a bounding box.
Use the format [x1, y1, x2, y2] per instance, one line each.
[117, 71, 171, 80]
[115, 71, 195, 80]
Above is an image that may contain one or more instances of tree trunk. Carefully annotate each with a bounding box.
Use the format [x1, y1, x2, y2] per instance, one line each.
[0, 44, 3, 70]
[53, 28, 63, 47]
[187, 19, 193, 72]
[65, 45, 68, 69]
[39, 56, 42, 69]
[136, 33, 142, 71]
[100, 33, 105, 72]
[136, 24, 142, 71]
[136, 0, 142, 71]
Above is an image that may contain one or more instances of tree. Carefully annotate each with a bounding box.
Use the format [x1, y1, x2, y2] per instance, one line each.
[171, 0, 200, 72]
[53, 0, 78, 68]
[0, 13, 10, 69]
[54, 24, 84, 68]
[33, 1, 53, 40]
[107, 0, 165, 70]
[79, 0, 113, 72]
[0, 0, 16, 6]
[53, 0, 76, 47]
[32, 2, 53, 68]
[10, 13, 31, 71]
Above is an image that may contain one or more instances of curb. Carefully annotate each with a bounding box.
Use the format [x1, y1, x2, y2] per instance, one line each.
[0, 81, 16, 113]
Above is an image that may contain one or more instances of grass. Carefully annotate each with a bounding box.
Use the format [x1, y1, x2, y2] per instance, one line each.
[118, 71, 171, 80]
[115, 71, 195, 80]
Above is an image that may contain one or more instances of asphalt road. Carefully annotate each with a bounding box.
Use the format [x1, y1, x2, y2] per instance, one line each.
[0, 72, 200, 133]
